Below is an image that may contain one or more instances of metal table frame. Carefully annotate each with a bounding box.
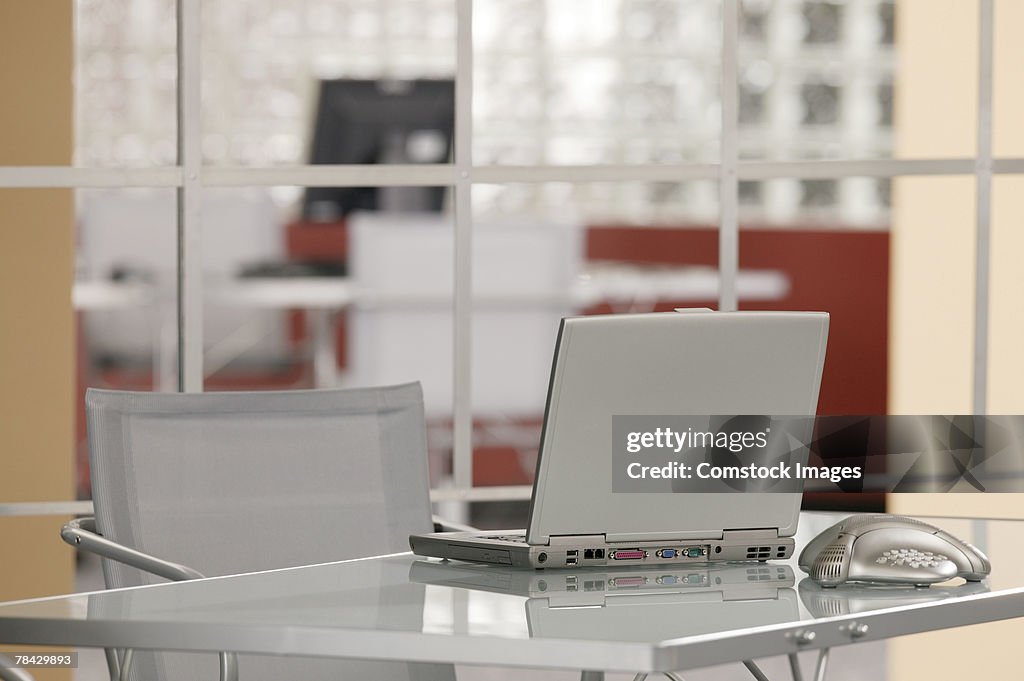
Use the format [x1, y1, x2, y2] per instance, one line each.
[1, 516, 1023, 681]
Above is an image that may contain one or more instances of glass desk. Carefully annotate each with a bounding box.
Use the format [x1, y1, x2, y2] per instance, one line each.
[1, 512, 1022, 677]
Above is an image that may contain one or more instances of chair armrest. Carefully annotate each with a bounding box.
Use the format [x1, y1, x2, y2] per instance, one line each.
[431, 515, 480, 533]
[0, 654, 35, 681]
[61, 517, 205, 582]
[60, 519, 238, 681]
[117, 647, 237, 681]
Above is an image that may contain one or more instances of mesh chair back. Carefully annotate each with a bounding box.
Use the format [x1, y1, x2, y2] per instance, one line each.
[85, 383, 451, 681]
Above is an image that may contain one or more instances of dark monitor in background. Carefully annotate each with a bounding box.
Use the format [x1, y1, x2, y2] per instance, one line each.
[302, 79, 455, 221]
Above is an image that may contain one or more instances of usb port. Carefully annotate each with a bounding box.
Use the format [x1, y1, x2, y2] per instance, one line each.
[566, 556, 578, 566]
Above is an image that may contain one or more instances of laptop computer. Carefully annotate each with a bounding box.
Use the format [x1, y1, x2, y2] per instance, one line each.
[410, 310, 829, 568]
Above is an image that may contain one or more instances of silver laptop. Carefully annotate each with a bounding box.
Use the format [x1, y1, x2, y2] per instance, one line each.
[410, 310, 829, 568]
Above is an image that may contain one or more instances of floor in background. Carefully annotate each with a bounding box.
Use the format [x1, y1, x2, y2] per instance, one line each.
[73, 552, 887, 681]
[457, 644, 886, 681]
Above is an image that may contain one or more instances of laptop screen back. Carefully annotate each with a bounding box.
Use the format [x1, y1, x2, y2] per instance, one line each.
[527, 311, 829, 544]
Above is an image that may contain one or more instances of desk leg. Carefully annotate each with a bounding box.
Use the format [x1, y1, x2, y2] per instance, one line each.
[580, 670, 605, 681]
[743, 660, 771, 681]
[156, 294, 178, 392]
[787, 654, 805, 681]
[812, 649, 830, 681]
[309, 308, 337, 388]
[742, 652, 832, 681]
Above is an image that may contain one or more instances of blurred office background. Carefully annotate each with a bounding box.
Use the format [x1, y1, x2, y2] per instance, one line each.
[3, 1, 1024, 680]
[69, 0, 897, 492]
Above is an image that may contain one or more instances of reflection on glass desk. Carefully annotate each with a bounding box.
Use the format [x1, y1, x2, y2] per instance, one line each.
[798, 579, 990, 618]
[0, 513, 1022, 674]
[412, 560, 799, 642]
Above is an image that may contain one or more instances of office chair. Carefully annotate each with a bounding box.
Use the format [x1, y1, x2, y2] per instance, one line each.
[62, 383, 458, 681]
[0, 654, 33, 681]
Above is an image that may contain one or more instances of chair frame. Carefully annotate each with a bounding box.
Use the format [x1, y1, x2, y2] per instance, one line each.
[61, 517, 238, 681]
[61, 514, 475, 681]
[0, 654, 35, 681]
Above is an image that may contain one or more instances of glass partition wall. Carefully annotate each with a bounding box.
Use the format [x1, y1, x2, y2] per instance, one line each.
[0, 0, 1011, 513]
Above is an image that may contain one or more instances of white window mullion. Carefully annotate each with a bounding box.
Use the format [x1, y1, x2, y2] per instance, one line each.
[11, 159, 1024, 191]
[0, 167, 183, 188]
[973, 0, 994, 415]
[176, 0, 204, 393]
[452, 0, 474, 490]
[203, 164, 457, 187]
[719, 0, 740, 312]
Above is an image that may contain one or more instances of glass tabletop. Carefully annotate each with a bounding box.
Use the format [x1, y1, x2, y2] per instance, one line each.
[1, 512, 1022, 673]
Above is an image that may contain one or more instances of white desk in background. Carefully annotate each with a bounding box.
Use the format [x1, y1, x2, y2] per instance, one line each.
[72, 265, 790, 390]
[0, 513, 1020, 681]
[211, 278, 356, 388]
[72, 280, 177, 392]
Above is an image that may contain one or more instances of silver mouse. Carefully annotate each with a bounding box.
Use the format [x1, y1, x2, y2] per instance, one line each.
[799, 514, 990, 588]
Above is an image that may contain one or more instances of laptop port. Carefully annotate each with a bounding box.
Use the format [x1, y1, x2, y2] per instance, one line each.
[685, 547, 705, 558]
[566, 556, 578, 566]
[595, 549, 605, 559]
[657, 549, 677, 559]
[567, 550, 578, 557]
[584, 549, 595, 559]
[611, 549, 646, 560]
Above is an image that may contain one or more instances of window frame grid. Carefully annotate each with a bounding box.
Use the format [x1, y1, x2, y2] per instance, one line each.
[974, 0, 994, 416]
[177, 0, 203, 393]
[0, 0, 1001, 510]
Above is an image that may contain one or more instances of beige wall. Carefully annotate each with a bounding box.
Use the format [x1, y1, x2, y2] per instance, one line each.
[0, 3, 75, 680]
[890, 0, 977, 414]
[890, 0, 1024, 506]
[892, 1, 1024, 418]
[889, 1, 1024, 678]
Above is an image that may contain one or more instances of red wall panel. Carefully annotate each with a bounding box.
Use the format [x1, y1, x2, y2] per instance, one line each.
[587, 226, 889, 416]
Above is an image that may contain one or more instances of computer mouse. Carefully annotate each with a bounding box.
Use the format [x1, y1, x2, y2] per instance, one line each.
[799, 514, 990, 587]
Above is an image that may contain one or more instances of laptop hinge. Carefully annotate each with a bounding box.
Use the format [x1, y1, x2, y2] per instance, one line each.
[722, 528, 781, 540]
[605, 530, 720, 542]
[547, 534, 605, 546]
